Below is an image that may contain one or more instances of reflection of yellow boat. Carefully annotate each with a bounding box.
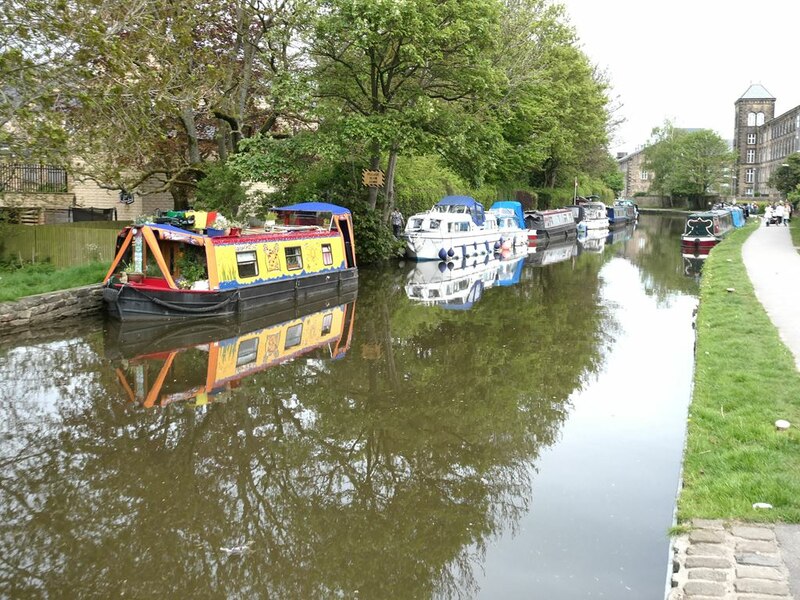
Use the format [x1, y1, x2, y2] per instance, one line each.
[110, 297, 356, 408]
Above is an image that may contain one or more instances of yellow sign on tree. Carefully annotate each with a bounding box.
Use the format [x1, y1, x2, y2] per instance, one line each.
[361, 169, 385, 187]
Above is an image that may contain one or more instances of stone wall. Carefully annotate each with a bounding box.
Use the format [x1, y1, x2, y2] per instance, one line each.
[70, 176, 174, 221]
[0, 284, 104, 337]
[634, 195, 690, 208]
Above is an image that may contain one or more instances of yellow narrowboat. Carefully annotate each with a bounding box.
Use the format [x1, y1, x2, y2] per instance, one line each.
[102, 203, 358, 321]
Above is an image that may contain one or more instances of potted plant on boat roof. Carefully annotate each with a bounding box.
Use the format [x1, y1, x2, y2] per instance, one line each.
[265, 211, 278, 227]
[227, 219, 245, 236]
[207, 214, 228, 237]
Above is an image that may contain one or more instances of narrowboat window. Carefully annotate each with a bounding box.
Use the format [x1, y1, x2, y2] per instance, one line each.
[428, 219, 441, 230]
[236, 251, 259, 278]
[321, 313, 333, 335]
[285, 323, 303, 349]
[322, 244, 333, 266]
[409, 217, 423, 229]
[285, 246, 303, 270]
[236, 338, 259, 367]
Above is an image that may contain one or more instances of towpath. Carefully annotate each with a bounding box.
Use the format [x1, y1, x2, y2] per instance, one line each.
[668, 221, 800, 599]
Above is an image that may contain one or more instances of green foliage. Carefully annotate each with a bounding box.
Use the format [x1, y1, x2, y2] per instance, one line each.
[351, 206, 403, 264]
[768, 153, 800, 198]
[193, 162, 247, 217]
[176, 248, 207, 286]
[644, 122, 736, 206]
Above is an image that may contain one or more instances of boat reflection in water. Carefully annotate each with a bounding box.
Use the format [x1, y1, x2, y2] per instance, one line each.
[606, 223, 636, 246]
[683, 254, 707, 279]
[106, 293, 357, 408]
[404, 248, 526, 309]
[577, 227, 609, 254]
[526, 237, 578, 267]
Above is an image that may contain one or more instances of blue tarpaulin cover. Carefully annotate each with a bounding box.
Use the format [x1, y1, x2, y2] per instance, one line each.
[436, 196, 486, 226]
[490, 201, 525, 229]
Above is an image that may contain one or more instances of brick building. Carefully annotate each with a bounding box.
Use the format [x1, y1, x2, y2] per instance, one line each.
[616, 148, 651, 198]
[0, 164, 174, 224]
[733, 84, 800, 198]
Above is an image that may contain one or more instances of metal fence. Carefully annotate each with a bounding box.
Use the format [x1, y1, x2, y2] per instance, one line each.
[0, 164, 68, 193]
[0, 222, 127, 268]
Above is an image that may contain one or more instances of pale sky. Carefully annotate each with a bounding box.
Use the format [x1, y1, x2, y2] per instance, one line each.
[559, 0, 800, 155]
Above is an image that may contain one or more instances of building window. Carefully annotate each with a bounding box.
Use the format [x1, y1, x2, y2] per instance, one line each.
[747, 112, 756, 126]
[745, 187, 754, 196]
[322, 244, 333, 266]
[285, 246, 303, 271]
[757, 112, 765, 126]
[746, 149, 756, 163]
[747, 133, 756, 145]
[236, 251, 258, 278]
[745, 168, 755, 183]
[640, 170, 649, 180]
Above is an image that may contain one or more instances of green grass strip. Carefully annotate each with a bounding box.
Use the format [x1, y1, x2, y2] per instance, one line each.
[678, 222, 800, 523]
[790, 214, 800, 253]
[0, 262, 107, 302]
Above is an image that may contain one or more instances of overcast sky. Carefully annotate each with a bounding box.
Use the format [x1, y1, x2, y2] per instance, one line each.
[558, 0, 800, 155]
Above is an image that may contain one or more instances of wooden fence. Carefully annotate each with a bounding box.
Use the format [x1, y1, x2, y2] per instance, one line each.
[0, 222, 129, 268]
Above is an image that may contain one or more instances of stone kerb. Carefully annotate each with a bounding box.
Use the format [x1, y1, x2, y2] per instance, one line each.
[669, 520, 793, 599]
[0, 284, 104, 334]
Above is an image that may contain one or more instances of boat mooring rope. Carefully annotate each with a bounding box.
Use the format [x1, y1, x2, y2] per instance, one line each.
[126, 285, 240, 314]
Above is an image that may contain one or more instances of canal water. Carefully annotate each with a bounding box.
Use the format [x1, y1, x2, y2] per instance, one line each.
[0, 214, 698, 599]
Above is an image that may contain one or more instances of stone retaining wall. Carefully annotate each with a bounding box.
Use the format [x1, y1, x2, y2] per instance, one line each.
[0, 284, 104, 336]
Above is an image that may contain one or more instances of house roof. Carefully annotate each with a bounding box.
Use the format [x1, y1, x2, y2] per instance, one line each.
[739, 84, 774, 100]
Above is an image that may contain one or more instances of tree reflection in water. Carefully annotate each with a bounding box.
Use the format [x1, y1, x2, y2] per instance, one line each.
[0, 253, 610, 599]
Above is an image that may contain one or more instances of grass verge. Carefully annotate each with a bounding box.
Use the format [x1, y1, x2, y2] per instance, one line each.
[677, 223, 800, 523]
[0, 262, 107, 302]
[790, 214, 800, 252]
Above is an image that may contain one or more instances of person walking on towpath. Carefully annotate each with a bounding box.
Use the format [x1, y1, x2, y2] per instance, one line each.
[391, 208, 405, 237]
[775, 202, 785, 226]
[785, 201, 792, 226]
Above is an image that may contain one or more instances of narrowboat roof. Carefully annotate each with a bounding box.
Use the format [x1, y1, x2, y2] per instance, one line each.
[687, 209, 731, 218]
[524, 207, 573, 215]
[273, 202, 351, 215]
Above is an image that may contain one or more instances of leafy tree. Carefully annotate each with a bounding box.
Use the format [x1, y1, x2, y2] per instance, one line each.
[644, 123, 735, 208]
[193, 162, 248, 217]
[2, 0, 311, 208]
[310, 0, 502, 216]
[768, 153, 800, 201]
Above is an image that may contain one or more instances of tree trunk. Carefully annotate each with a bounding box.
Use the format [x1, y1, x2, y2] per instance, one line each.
[179, 108, 201, 166]
[367, 140, 381, 210]
[382, 148, 399, 222]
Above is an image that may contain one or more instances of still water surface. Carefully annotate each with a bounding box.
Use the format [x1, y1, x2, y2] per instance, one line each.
[0, 215, 698, 599]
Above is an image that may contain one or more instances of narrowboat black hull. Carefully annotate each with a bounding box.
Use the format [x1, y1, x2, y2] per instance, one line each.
[105, 288, 358, 358]
[532, 223, 578, 240]
[104, 268, 359, 321]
